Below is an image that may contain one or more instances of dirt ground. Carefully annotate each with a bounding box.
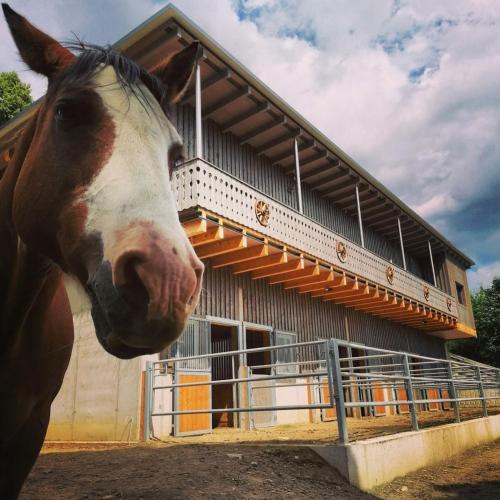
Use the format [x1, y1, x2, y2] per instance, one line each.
[21, 409, 500, 499]
[372, 439, 500, 499]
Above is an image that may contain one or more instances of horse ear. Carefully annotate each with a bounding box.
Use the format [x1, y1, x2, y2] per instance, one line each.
[2, 3, 74, 78]
[153, 41, 201, 104]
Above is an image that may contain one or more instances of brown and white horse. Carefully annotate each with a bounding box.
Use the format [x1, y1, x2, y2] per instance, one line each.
[0, 4, 203, 497]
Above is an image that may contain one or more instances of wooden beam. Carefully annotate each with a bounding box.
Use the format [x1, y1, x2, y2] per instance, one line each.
[232, 252, 287, 274]
[285, 270, 333, 290]
[288, 151, 328, 171]
[204, 86, 251, 119]
[197, 235, 247, 259]
[299, 163, 344, 183]
[190, 226, 223, 247]
[256, 130, 298, 156]
[345, 293, 397, 314]
[221, 102, 270, 133]
[297, 272, 346, 294]
[183, 218, 207, 238]
[335, 286, 380, 306]
[310, 170, 359, 189]
[268, 264, 319, 285]
[181, 69, 230, 103]
[240, 116, 287, 145]
[252, 258, 303, 279]
[312, 277, 358, 298]
[211, 244, 268, 268]
[323, 283, 372, 302]
[359, 296, 401, 312]
[271, 138, 315, 165]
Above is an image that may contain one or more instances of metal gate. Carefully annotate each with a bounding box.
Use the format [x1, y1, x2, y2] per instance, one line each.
[144, 338, 500, 443]
[173, 318, 211, 436]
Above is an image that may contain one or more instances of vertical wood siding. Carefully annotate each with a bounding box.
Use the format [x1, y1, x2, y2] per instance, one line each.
[194, 262, 447, 359]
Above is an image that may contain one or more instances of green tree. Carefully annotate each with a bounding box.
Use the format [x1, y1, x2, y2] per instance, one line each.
[0, 71, 32, 125]
[449, 278, 500, 367]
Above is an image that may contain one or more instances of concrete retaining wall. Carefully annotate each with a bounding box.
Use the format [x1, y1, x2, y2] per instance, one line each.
[312, 414, 500, 491]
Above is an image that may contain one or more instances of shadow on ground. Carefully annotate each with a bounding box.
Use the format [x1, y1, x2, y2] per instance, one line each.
[21, 443, 374, 500]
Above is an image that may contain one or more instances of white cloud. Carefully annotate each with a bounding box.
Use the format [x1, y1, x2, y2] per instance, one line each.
[468, 260, 500, 291]
[1, 0, 498, 282]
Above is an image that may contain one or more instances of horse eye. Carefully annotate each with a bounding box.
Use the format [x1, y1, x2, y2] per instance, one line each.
[54, 100, 81, 126]
[55, 104, 66, 121]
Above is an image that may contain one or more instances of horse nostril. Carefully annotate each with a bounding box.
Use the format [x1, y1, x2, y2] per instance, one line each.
[114, 252, 150, 309]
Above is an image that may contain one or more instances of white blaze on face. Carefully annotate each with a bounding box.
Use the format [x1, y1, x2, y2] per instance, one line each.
[81, 65, 191, 272]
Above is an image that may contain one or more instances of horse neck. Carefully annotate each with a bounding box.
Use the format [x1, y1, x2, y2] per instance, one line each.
[0, 111, 60, 335]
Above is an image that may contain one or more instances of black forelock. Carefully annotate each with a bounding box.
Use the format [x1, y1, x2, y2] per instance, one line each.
[55, 42, 169, 114]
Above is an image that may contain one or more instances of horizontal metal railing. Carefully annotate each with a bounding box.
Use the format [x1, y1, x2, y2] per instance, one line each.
[144, 339, 500, 442]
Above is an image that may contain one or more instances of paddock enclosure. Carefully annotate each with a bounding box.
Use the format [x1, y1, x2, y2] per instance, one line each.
[0, 4, 481, 443]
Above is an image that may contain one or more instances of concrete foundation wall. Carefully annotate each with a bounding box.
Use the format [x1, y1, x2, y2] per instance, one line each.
[46, 311, 142, 441]
[313, 414, 500, 491]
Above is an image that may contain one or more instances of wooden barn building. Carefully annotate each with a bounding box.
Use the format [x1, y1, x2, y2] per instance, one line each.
[0, 4, 476, 440]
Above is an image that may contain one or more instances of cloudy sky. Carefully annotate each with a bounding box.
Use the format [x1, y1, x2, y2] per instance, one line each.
[1, 0, 499, 290]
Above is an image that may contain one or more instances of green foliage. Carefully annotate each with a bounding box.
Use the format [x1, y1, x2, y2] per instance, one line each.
[449, 278, 500, 367]
[0, 71, 32, 125]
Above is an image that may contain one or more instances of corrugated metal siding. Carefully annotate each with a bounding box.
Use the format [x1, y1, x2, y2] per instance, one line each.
[176, 103, 428, 283]
[194, 262, 447, 359]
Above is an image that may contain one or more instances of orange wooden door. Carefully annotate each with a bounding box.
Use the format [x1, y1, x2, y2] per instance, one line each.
[372, 384, 386, 416]
[440, 388, 452, 410]
[321, 382, 336, 420]
[427, 388, 439, 411]
[175, 373, 211, 436]
[397, 387, 409, 414]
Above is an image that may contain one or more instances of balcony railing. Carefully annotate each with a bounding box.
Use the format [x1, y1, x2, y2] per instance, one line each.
[172, 159, 458, 323]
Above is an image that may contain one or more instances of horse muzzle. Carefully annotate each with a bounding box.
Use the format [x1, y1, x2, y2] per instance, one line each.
[87, 224, 203, 359]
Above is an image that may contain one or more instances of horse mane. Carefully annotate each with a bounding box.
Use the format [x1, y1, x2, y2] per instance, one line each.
[59, 42, 170, 114]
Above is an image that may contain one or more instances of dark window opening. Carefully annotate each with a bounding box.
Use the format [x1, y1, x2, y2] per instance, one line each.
[246, 328, 271, 375]
[456, 282, 466, 305]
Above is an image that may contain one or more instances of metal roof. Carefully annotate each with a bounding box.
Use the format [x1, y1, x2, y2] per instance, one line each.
[0, 3, 475, 267]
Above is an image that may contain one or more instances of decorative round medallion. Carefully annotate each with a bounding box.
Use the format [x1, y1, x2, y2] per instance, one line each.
[336, 241, 348, 263]
[386, 265, 394, 285]
[255, 199, 271, 226]
[423, 286, 430, 301]
[446, 297, 452, 311]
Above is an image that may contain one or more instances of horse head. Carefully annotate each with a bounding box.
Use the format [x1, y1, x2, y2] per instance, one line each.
[2, 4, 204, 359]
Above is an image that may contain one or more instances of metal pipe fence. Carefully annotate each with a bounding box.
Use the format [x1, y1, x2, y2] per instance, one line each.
[144, 339, 500, 443]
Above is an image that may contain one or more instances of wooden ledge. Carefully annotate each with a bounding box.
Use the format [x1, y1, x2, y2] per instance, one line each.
[182, 214, 459, 335]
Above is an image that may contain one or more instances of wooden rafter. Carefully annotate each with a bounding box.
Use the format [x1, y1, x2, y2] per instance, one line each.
[183, 218, 207, 238]
[211, 243, 268, 268]
[180, 214, 466, 337]
[197, 235, 247, 259]
[190, 226, 224, 247]
[312, 277, 358, 299]
[296, 272, 347, 293]
[232, 252, 287, 274]
[267, 264, 319, 285]
[283, 269, 332, 289]
[252, 258, 303, 279]
[335, 286, 380, 306]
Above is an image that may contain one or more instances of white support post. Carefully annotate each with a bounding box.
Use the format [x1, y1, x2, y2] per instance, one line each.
[294, 138, 303, 213]
[195, 63, 203, 159]
[398, 217, 407, 271]
[355, 184, 365, 248]
[428, 240, 437, 287]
